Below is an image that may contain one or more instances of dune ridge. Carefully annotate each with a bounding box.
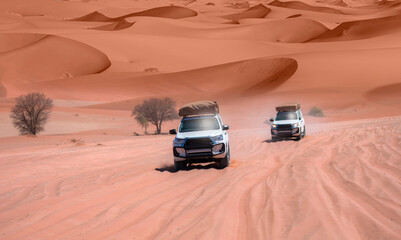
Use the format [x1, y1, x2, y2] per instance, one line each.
[129, 17, 329, 42]
[70, 6, 197, 22]
[90, 19, 135, 31]
[11, 58, 298, 102]
[268, 0, 344, 14]
[0, 33, 47, 54]
[317, 0, 348, 7]
[223, 4, 271, 21]
[311, 14, 401, 41]
[70, 11, 113, 22]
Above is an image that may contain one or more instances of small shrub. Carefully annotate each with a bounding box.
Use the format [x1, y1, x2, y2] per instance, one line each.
[144, 67, 159, 73]
[308, 106, 325, 117]
[133, 132, 140, 136]
[70, 138, 83, 143]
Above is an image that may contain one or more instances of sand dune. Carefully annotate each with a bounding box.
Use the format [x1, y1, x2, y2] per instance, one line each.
[123, 5, 197, 19]
[356, 0, 401, 9]
[70, 6, 197, 22]
[0, 13, 35, 31]
[70, 11, 114, 22]
[317, 0, 348, 7]
[10, 58, 297, 102]
[128, 17, 328, 42]
[0, 33, 111, 97]
[366, 82, 401, 105]
[223, 4, 271, 21]
[90, 19, 135, 31]
[268, 0, 344, 14]
[311, 14, 401, 41]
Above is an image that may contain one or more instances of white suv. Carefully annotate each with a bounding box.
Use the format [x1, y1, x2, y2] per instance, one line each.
[169, 114, 230, 171]
[270, 105, 306, 141]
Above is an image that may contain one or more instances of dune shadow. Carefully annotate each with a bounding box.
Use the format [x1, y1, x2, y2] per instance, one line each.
[155, 162, 219, 173]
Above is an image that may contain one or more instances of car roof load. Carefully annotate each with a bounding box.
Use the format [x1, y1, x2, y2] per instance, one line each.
[179, 101, 219, 117]
[276, 103, 300, 112]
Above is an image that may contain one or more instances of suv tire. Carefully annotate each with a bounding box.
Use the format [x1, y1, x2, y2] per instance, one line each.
[174, 160, 187, 171]
[218, 146, 230, 169]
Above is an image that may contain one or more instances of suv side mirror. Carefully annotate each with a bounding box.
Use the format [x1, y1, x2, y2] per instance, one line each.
[269, 118, 274, 122]
[222, 125, 229, 130]
[169, 129, 177, 135]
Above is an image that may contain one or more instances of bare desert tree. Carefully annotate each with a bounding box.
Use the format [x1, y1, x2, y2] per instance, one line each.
[10, 92, 53, 136]
[134, 113, 149, 134]
[132, 97, 178, 134]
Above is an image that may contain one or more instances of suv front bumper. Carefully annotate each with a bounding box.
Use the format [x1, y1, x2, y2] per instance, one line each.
[173, 143, 227, 162]
[271, 127, 300, 137]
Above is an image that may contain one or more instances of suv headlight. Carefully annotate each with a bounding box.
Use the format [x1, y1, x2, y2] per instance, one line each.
[292, 123, 299, 128]
[173, 138, 185, 146]
[211, 134, 224, 143]
[272, 124, 277, 128]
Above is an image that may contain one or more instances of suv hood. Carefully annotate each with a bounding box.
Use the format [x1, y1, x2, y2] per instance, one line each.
[273, 119, 299, 125]
[176, 129, 222, 139]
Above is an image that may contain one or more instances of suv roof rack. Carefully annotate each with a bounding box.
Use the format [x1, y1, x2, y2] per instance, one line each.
[183, 114, 216, 119]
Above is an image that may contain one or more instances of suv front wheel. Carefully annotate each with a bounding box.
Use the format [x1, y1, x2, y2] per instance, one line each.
[218, 145, 230, 169]
[174, 160, 187, 171]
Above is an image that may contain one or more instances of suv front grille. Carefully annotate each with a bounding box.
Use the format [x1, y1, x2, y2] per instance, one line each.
[184, 137, 213, 149]
[277, 124, 292, 131]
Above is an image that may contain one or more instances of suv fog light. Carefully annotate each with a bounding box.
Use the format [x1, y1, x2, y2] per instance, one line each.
[212, 144, 224, 153]
[174, 147, 185, 157]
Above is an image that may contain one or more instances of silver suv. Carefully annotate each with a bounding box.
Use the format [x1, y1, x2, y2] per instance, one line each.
[270, 104, 306, 141]
[169, 114, 230, 171]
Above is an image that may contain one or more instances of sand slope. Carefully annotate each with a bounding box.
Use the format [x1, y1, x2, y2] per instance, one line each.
[70, 6, 197, 22]
[0, 33, 110, 88]
[0, 117, 399, 240]
[268, 0, 344, 14]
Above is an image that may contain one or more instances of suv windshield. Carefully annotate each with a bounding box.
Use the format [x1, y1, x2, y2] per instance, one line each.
[179, 118, 220, 132]
[276, 112, 298, 121]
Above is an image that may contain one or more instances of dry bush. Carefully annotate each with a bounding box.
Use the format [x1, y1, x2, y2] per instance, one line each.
[135, 113, 149, 135]
[10, 92, 53, 136]
[144, 67, 159, 73]
[308, 106, 325, 117]
[70, 138, 83, 143]
[132, 97, 178, 134]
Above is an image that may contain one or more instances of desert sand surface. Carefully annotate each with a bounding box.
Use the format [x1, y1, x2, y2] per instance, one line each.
[0, 0, 400, 239]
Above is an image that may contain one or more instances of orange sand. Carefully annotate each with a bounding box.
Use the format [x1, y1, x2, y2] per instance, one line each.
[0, 0, 400, 239]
